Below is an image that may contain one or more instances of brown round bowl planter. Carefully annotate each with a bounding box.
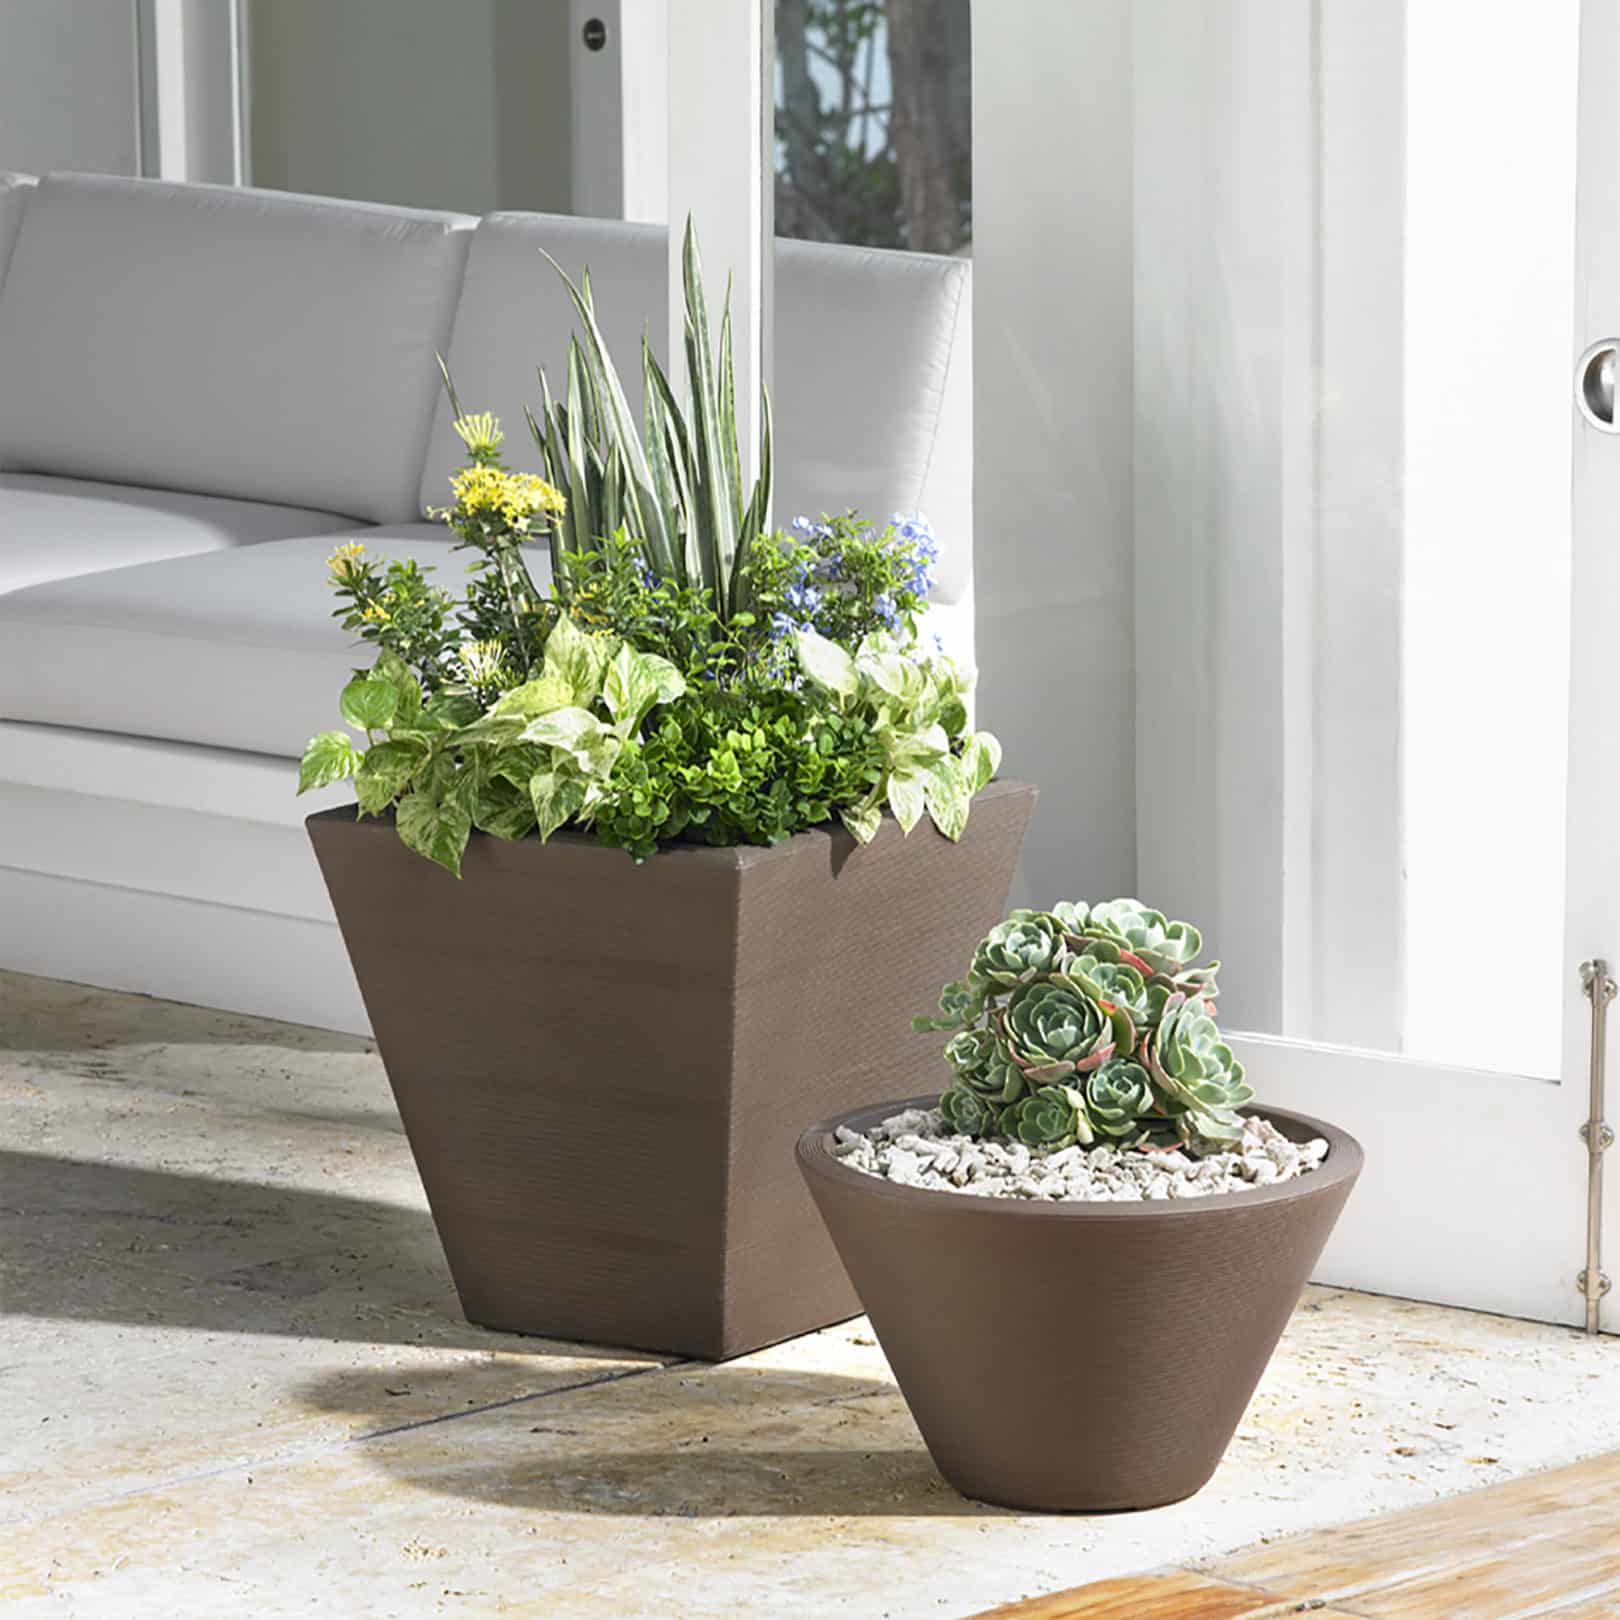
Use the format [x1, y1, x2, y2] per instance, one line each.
[306, 780, 1035, 1361]
[797, 1098, 1363, 1511]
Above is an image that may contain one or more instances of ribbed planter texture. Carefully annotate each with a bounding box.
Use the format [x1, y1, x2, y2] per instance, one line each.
[798, 1097, 1362, 1510]
[307, 779, 1034, 1360]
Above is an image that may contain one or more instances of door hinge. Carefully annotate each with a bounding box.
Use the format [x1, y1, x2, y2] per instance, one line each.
[1578, 960, 1614, 1334]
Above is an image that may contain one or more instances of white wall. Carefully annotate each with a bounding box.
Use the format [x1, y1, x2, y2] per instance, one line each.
[973, 0, 1137, 909]
[247, 0, 573, 215]
[0, 0, 142, 175]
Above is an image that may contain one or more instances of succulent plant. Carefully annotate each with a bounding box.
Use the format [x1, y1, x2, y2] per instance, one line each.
[922, 896, 1248, 1155]
[912, 976, 986, 1033]
[940, 1084, 1002, 1137]
[945, 1027, 1026, 1103]
[971, 911, 1064, 988]
[1145, 992, 1254, 1144]
[1082, 899, 1202, 974]
[1065, 950, 1171, 1034]
[1002, 1084, 1092, 1149]
[1084, 1058, 1156, 1140]
[1002, 977, 1115, 1079]
[944, 1027, 997, 1076]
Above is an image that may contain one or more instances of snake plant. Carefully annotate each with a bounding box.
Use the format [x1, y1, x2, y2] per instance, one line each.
[527, 218, 770, 618]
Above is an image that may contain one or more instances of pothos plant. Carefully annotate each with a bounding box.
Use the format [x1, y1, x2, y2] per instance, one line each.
[296, 221, 1001, 872]
[915, 900, 1254, 1151]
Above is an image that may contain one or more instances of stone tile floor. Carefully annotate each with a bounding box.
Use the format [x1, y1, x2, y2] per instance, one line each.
[1, 969, 1616, 1618]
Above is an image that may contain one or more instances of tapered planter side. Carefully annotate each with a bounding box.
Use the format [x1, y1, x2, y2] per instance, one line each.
[798, 1097, 1362, 1511]
[308, 779, 1035, 1360]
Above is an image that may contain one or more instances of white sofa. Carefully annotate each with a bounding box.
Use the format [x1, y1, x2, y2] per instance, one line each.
[0, 172, 974, 1034]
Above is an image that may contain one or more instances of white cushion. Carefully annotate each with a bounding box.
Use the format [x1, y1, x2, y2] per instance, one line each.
[0, 527, 552, 758]
[0, 172, 35, 290]
[422, 215, 973, 603]
[0, 174, 473, 524]
[0, 473, 354, 597]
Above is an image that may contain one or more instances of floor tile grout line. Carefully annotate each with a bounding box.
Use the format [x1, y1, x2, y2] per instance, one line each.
[355, 1357, 695, 1442]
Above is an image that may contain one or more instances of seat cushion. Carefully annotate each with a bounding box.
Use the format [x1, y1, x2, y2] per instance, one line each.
[0, 473, 355, 597]
[0, 527, 552, 759]
[0, 174, 473, 524]
[0, 172, 35, 290]
[422, 215, 972, 602]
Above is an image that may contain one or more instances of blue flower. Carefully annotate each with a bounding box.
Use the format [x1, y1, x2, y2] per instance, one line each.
[785, 576, 823, 618]
[874, 592, 898, 626]
[887, 510, 939, 597]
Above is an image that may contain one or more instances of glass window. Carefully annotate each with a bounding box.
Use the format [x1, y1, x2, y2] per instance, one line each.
[775, 0, 971, 254]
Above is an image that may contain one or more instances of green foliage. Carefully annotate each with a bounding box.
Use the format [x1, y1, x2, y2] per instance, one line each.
[790, 626, 998, 846]
[741, 511, 940, 654]
[297, 221, 1002, 871]
[1002, 1085, 1091, 1150]
[922, 900, 1254, 1153]
[529, 221, 770, 615]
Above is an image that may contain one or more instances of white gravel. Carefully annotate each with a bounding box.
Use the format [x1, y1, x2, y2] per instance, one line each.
[831, 1107, 1329, 1201]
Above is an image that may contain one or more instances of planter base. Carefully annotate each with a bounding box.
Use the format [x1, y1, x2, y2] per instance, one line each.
[799, 1097, 1362, 1510]
[308, 780, 1034, 1360]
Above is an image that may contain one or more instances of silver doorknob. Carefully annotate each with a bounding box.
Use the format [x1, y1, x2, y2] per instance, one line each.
[1578, 339, 1620, 431]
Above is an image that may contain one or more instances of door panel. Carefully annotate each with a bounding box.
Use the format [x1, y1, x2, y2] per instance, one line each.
[1133, 0, 1611, 1328]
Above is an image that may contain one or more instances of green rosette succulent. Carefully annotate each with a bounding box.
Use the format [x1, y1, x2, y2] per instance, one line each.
[918, 895, 1248, 1156]
[944, 1027, 997, 1076]
[1082, 897, 1209, 981]
[940, 1084, 1001, 1138]
[1065, 944, 1168, 1024]
[1065, 919, 1220, 1005]
[1146, 991, 1254, 1144]
[1002, 976, 1115, 1080]
[1002, 1084, 1093, 1149]
[912, 977, 988, 1033]
[945, 1029, 1028, 1106]
[969, 910, 1064, 989]
[1083, 1057, 1156, 1139]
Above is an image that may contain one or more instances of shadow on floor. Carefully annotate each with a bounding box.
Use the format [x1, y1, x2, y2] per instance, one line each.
[0, 1149, 510, 1351]
[0, 969, 369, 1055]
[299, 1359, 996, 1518]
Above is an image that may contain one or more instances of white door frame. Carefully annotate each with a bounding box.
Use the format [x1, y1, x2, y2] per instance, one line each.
[665, 0, 773, 480]
[134, 0, 246, 185]
[568, 0, 670, 225]
[572, 0, 772, 479]
[1240, 0, 1615, 1333]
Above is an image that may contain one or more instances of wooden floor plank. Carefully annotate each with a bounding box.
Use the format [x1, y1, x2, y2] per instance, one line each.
[962, 1570, 1362, 1620]
[1531, 1595, 1620, 1620]
[1216, 1449, 1620, 1615]
[968, 1449, 1620, 1620]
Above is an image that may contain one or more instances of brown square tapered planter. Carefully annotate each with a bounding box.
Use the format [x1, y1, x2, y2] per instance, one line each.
[307, 778, 1034, 1360]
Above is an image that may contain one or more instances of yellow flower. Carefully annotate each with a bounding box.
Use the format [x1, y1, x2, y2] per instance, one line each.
[326, 540, 368, 583]
[449, 466, 567, 530]
[359, 603, 391, 624]
[457, 639, 511, 687]
[453, 412, 505, 457]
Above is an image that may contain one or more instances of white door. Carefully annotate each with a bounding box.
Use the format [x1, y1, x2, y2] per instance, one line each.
[1133, 1, 1618, 1331]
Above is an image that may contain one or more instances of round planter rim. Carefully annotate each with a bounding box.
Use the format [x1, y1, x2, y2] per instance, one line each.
[797, 1096, 1363, 1221]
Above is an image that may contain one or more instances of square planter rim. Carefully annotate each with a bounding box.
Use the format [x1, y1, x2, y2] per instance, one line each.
[305, 775, 1036, 872]
[797, 1096, 1364, 1221]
